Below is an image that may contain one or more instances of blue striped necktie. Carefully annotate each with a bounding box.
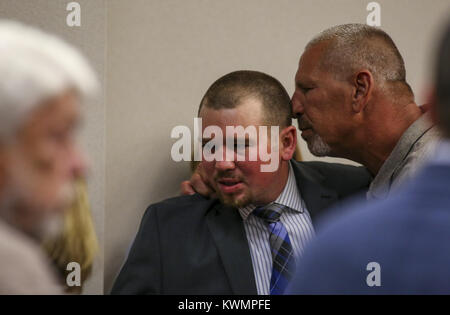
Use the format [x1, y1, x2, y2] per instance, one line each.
[253, 203, 296, 295]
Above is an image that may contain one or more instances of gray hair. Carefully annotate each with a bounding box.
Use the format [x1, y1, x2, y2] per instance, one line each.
[306, 24, 409, 87]
[0, 20, 98, 140]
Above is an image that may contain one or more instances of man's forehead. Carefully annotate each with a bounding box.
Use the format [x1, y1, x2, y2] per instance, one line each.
[199, 99, 264, 124]
[296, 52, 314, 79]
[296, 44, 329, 82]
[295, 59, 314, 83]
[21, 92, 81, 138]
[202, 134, 253, 140]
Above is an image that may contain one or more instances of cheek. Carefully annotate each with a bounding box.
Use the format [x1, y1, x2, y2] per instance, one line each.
[306, 91, 324, 110]
[201, 161, 214, 171]
[7, 156, 60, 210]
[305, 95, 333, 126]
[201, 161, 216, 180]
[25, 136, 61, 174]
[237, 162, 273, 187]
[21, 146, 74, 201]
[33, 153, 67, 186]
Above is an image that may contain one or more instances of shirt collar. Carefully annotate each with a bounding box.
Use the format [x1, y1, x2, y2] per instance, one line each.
[367, 112, 435, 199]
[238, 162, 304, 221]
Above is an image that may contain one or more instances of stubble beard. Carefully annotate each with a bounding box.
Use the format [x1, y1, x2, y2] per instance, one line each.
[213, 173, 253, 208]
[307, 133, 333, 157]
[216, 189, 253, 208]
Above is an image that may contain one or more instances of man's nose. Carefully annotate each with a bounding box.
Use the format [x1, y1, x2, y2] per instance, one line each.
[215, 147, 236, 171]
[70, 146, 89, 180]
[291, 92, 304, 119]
[215, 159, 236, 172]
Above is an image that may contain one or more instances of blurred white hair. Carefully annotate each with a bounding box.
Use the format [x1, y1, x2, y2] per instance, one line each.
[0, 20, 98, 139]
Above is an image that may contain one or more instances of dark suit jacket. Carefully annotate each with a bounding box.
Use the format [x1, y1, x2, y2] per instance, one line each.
[111, 160, 371, 294]
[288, 163, 450, 294]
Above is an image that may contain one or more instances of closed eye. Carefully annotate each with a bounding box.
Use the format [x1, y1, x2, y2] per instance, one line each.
[300, 86, 313, 94]
[296, 83, 314, 94]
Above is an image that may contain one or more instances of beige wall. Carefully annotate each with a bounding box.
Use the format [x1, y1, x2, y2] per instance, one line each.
[1, 0, 449, 295]
[0, 0, 106, 294]
[104, 0, 450, 292]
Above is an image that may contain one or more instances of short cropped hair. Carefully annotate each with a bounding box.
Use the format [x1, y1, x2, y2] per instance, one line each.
[0, 20, 98, 140]
[198, 70, 292, 127]
[307, 23, 412, 95]
[435, 21, 450, 137]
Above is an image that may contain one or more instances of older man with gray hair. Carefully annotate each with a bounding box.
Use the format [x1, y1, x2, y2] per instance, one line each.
[288, 20, 450, 294]
[292, 23, 439, 199]
[0, 21, 98, 294]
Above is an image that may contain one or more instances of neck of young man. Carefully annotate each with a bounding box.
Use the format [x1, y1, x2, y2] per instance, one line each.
[255, 160, 290, 206]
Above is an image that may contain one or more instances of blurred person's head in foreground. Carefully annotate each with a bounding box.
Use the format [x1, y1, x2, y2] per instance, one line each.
[0, 20, 98, 241]
[433, 21, 450, 136]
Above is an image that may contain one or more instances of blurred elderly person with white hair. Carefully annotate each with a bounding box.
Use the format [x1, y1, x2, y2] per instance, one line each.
[0, 20, 98, 294]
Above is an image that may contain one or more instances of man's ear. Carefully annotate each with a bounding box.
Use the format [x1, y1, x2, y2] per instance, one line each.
[280, 126, 297, 161]
[352, 70, 373, 113]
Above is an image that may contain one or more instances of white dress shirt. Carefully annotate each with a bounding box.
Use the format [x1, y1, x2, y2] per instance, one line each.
[238, 162, 315, 295]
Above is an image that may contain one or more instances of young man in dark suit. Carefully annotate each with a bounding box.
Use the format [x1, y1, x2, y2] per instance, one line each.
[111, 70, 370, 295]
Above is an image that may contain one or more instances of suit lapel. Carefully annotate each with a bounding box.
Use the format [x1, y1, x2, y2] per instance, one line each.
[206, 203, 257, 295]
[204, 161, 340, 293]
[291, 161, 339, 224]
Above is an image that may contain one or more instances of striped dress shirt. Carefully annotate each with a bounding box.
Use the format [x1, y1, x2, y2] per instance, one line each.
[238, 162, 315, 295]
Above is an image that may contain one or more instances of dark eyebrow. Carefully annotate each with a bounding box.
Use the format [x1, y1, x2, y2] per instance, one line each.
[296, 81, 309, 89]
[296, 79, 317, 91]
[295, 72, 315, 86]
